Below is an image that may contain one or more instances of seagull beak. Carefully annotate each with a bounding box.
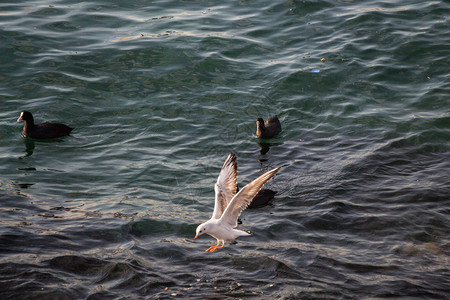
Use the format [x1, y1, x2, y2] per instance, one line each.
[194, 234, 198, 239]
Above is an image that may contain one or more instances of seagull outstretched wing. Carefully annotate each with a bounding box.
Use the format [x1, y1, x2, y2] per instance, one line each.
[211, 152, 238, 219]
[219, 166, 281, 228]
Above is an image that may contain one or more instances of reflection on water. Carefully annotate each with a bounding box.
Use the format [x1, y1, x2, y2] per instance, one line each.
[257, 140, 283, 156]
[23, 138, 35, 157]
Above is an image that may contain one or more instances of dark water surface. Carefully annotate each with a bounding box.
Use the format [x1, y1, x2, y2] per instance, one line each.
[1, 0, 449, 298]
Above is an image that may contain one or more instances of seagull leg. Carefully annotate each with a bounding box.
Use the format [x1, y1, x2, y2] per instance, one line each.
[206, 240, 225, 253]
[205, 240, 221, 252]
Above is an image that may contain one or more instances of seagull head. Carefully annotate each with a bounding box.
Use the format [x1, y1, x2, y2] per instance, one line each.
[194, 222, 211, 239]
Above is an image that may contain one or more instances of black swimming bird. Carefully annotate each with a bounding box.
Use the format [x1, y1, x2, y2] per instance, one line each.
[256, 115, 281, 139]
[17, 111, 74, 139]
[248, 189, 277, 209]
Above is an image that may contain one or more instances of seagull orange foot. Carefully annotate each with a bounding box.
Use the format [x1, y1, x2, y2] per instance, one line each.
[205, 241, 224, 252]
[205, 245, 224, 252]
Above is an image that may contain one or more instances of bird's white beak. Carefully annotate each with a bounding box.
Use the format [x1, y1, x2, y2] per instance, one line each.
[17, 115, 23, 122]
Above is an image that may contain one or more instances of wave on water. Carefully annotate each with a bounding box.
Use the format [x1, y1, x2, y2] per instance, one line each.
[0, 0, 449, 298]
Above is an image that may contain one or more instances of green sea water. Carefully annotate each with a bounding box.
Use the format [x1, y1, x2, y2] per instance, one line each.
[0, 0, 449, 298]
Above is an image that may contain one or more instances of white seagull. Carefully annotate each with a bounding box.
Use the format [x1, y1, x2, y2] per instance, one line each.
[195, 152, 281, 252]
